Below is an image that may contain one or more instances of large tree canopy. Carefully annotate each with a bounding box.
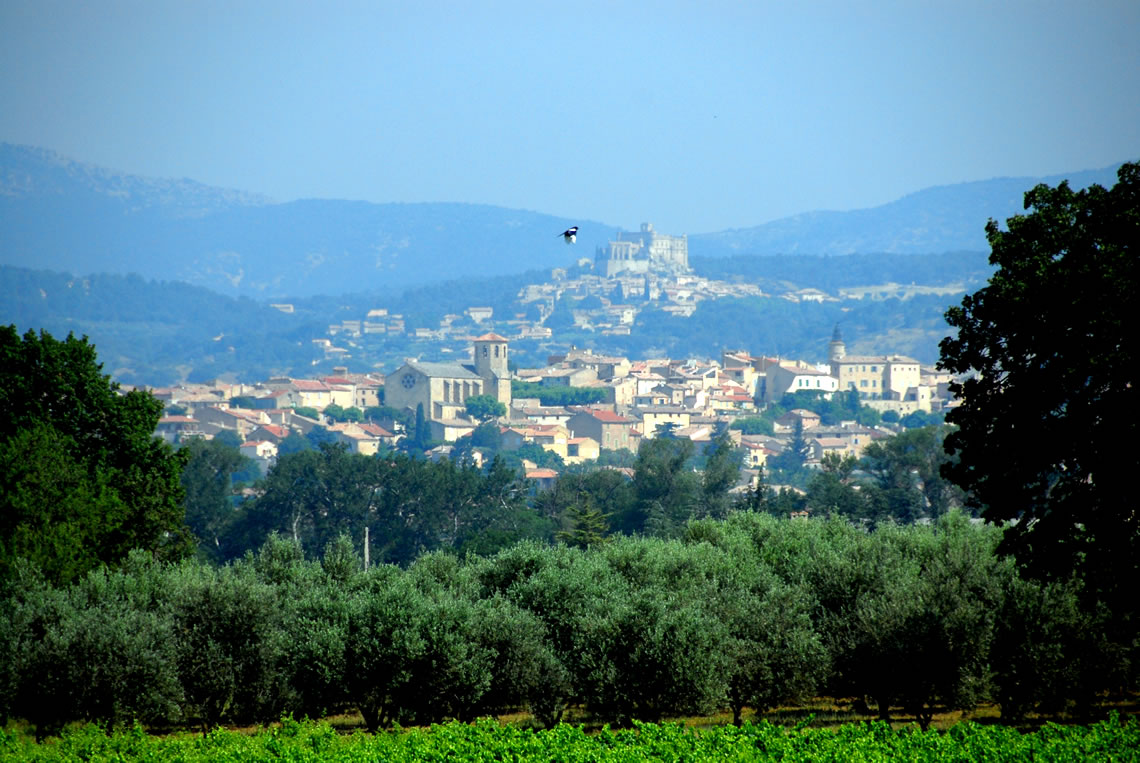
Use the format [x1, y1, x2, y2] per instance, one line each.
[0, 326, 191, 583]
[938, 162, 1139, 611]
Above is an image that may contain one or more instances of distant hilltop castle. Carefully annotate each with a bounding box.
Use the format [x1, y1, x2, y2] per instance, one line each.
[595, 222, 690, 278]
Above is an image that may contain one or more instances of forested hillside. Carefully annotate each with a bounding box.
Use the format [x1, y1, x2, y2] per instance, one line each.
[1, 251, 986, 385]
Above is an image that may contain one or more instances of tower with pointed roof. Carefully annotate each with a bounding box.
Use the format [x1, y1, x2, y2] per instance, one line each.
[828, 324, 847, 364]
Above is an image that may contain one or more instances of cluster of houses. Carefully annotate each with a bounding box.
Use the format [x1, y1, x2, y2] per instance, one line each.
[152, 371, 395, 476]
[151, 326, 955, 489]
[322, 224, 782, 355]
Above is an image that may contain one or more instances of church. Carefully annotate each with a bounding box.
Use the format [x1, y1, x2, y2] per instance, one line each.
[384, 334, 512, 438]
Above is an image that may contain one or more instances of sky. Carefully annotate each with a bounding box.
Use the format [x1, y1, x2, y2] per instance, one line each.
[1, 1, 1138, 234]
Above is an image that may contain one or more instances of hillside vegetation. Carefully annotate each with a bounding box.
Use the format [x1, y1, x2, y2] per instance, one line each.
[2, 251, 985, 385]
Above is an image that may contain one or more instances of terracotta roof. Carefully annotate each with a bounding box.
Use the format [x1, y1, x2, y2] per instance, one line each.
[580, 409, 631, 423]
[811, 437, 849, 448]
[291, 379, 330, 391]
[474, 332, 509, 342]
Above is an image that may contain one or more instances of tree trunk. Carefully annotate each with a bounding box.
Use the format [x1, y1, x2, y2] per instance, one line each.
[359, 700, 383, 733]
[877, 696, 892, 722]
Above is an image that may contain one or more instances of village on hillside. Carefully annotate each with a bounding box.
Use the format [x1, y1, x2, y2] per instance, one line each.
[151, 321, 954, 492]
[316, 223, 882, 357]
[147, 224, 958, 491]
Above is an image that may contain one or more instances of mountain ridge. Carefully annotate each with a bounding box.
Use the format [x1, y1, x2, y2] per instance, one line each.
[689, 165, 1127, 256]
[1, 142, 1129, 299]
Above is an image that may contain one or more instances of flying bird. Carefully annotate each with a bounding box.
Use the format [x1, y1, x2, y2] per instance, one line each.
[559, 226, 578, 244]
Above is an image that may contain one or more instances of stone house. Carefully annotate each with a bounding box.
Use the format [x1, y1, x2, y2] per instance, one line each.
[565, 437, 601, 464]
[637, 407, 692, 438]
[567, 407, 637, 452]
[774, 409, 822, 433]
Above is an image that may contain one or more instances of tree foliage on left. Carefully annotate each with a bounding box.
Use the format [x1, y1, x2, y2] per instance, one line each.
[0, 326, 191, 585]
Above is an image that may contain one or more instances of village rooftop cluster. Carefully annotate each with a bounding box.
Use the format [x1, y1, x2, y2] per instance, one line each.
[152, 326, 955, 489]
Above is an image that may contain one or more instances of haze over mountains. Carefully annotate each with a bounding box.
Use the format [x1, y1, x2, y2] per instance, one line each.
[0, 143, 1127, 300]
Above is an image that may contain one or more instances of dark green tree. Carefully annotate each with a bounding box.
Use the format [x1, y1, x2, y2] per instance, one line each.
[699, 429, 741, 519]
[277, 431, 311, 455]
[465, 394, 506, 421]
[721, 580, 828, 726]
[535, 469, 636, 536]
[305, 424, 338, 449]
[862, 426, 963, 522]
[8, 554, 183, 737]
[767, 419, 809, 481]
[556, 496, 611, 549]
[0, 326, 191, 584]
[344, 567, 425, 730]
[989, 574, 1098, 721]
[804, 456, 869, 521]
[469, 421, 503, 450]
[173, 556, 285, 728]
[729, 416, 773, 435]
[734, 468, 773, 514]
[409, 403, 432, 453]
[900, 409, 940, 429]
[324, 404, 364, 423]
[364, 405, 413, 433]
[633, 436, 698, 537]
[212, 428, 243, 449]
[939, 161, 1139, 619]
[180, 437, 253, 562]
[230, 444, 378, 558]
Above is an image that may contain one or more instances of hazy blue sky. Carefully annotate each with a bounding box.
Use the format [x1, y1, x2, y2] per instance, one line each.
[2, 1, 1137, 233]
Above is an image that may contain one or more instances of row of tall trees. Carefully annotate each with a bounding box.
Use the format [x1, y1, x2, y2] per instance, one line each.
[178, 412, 972, 567]
[187, 444, 543, 567]
[0, 514, 1116, 737]
[182, 428, 749, 566]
